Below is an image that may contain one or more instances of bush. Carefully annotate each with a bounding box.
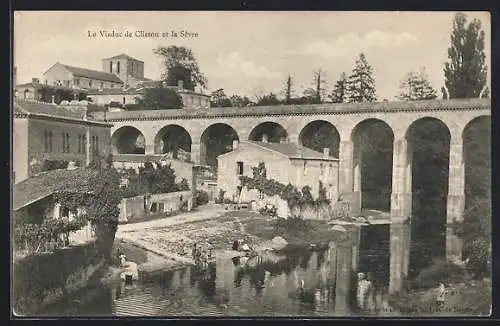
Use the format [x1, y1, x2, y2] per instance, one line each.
[41, 160, 69, 172]
[195, 190, 209, 206]
[410, 258, 466, 290]
[216, 189, 226, 204]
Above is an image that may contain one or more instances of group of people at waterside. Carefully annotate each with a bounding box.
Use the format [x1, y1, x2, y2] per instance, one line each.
[191, 243, 215, 269]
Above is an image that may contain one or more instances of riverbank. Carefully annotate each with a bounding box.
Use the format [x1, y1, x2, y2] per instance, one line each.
[388, 259, 491, 316]
[112, 206, 355, 276]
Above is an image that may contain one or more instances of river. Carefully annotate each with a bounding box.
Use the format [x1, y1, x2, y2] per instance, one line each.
[37, 224, 399, 317]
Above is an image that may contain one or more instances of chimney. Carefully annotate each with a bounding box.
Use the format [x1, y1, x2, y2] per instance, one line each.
[262, 134, 268, 143]
[232, 140, 239, 150]
[178, 80, 184, 89]
[323, 147, 330, 158]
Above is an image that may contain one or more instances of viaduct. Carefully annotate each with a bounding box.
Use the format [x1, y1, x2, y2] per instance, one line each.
[95, 98, 491, 294]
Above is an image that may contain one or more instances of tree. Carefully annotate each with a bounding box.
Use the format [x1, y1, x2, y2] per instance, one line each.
[281, 75, 295, 104]
[397, 68, 438, 100]
[135, 85, 183, 110]
[154, 45, 208, 90]
[210, 88, 232, 107]
[347, 53, 377, 103]
[229, 94, 252, 107]
[303, 69, 327, 104]
[330, 72, 349, 103]
[444, 12, 488, 98]
[255, 92, 281, 106]
[85, 162, 121, 260]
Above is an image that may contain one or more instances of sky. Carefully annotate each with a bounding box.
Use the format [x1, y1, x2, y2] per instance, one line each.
[14, 11, 491, 101]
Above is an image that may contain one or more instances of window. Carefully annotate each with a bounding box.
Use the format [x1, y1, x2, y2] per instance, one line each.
[110, 84, 114, 88]
[91, 135, 99, 155]
[109, 61, 113, 73]
[236, 161, 243, 175]
[158, 203, 165, 212]
[117, 61, 120, 73]
[62, 133, 70, 153]
[303, 161, 307, 177]
[100, 82, 104, 89]
[44, 130, 53, 152]
[88, 81, 92, 88]
[259, 191, 265, 200]
[78, 134, 86, 153]
[123, 97, 126, 104]
[320, 163, 324, 176]
[74, 78, 80, 86]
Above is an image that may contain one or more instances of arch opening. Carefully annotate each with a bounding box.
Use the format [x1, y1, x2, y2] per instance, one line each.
[248, 122, 288, 143]
[462, 115, 491, 264]
[351, 119, 394, 212]
[111, 126, 145, 154]
[154, 125, 192, 161]
[299, 120, 340, 158]
[200, 123, 239, 171]
[406, 117, 450, 275]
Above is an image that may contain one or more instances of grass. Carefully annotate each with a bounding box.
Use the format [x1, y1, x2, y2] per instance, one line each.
[389, 258, 491, 316]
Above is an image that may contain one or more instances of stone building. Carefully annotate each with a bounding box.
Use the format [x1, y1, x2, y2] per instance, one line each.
[13, 98, 113, 184]
[13, 168, 97, 247]
[101, 53, 145, 88]
[43, 63, 124, 90]
[217, 138, 340, 203]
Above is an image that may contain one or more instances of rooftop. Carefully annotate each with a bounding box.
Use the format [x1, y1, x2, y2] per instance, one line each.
[15, 82, 89, 93]
[103, 53, 144, 63]
[13, 98, 87, 119]
[13, 98, 112, 125]
[59, 64, 124, 84]
[244, 141, 338, 161]
[13, 168, 97, 211]
[99, 98, 491, 121]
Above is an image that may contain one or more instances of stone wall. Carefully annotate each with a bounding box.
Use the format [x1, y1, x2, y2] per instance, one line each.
[13, 242, 104, 316]
[119, 190, 193, 223]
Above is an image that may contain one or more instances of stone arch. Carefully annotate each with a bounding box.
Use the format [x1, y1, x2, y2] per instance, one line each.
[111, 126, 145, 154]
[299, 120, 341, 158]
[154, 125, 192, 160]
[462, 115, 491, 210]
[351, 118, 395, 212]
[405, 117, 451, 274]
[200, 123, 239, 171]
[248, 122, 288, 143]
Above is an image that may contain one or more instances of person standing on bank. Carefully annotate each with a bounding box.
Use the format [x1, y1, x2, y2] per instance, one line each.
[436, 282, 446, 311]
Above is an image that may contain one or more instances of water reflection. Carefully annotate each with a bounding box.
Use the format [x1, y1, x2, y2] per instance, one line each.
[38, 225, 394, 317]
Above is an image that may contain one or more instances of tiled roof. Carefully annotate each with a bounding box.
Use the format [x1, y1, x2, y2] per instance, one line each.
[103, 53, 144, 62]
[61, 64, 124, 84]
[15, 82, 89, 93]
[245, 141, 337, 160]
[13, 99, 87, 119]
[13, 168, 97, 211]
